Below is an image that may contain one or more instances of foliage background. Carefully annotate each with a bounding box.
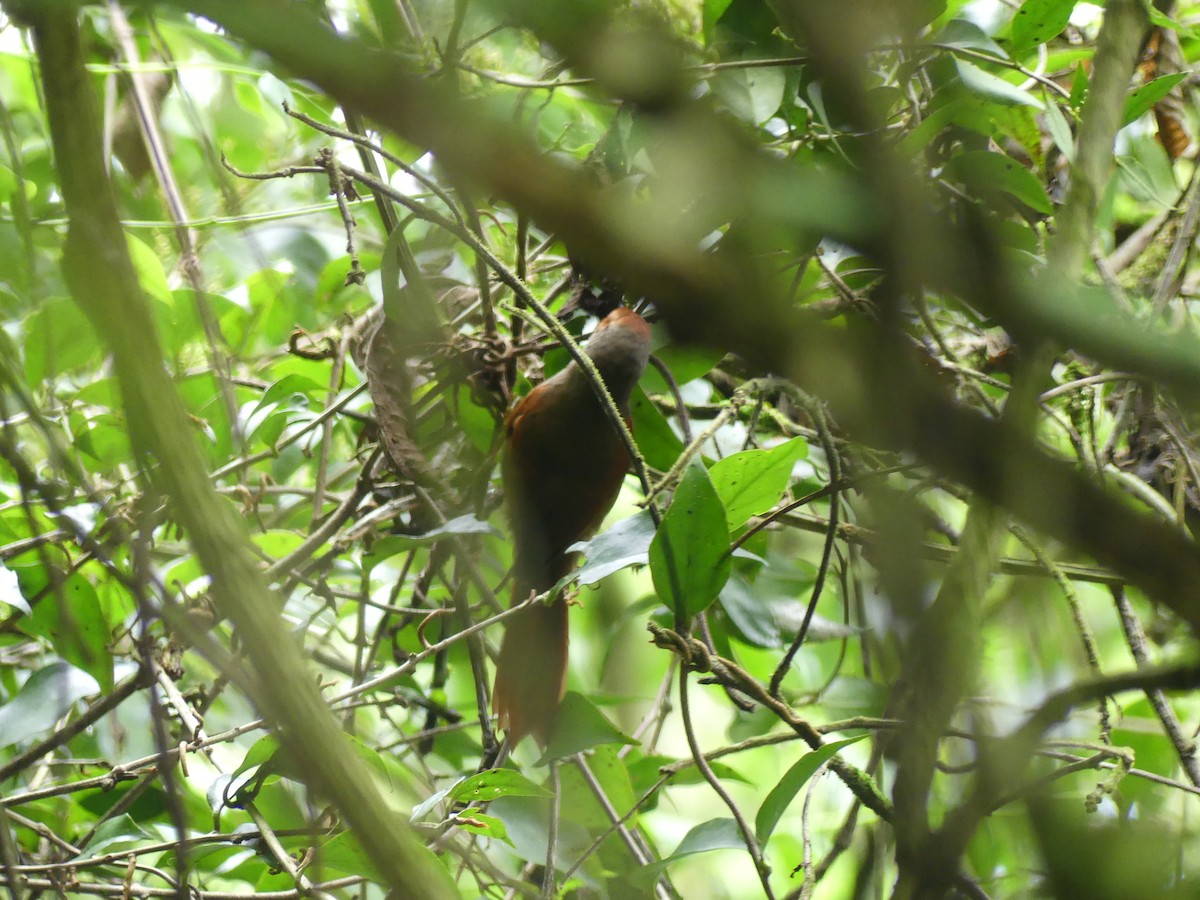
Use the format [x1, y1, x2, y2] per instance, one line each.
[3, 0, 1200, 898]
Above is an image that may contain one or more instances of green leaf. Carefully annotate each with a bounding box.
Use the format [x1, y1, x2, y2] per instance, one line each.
[1111, 697, 1176, 803]
[954, 59, 1044, 109]
[709, 437, 807, 529]
[223, 735, 293, 808]
[409, 787, 452, 824]
[316, 831, 383, 882]
[252, 529, 305, 560]
[631, 386, 685, 471]
[233, 735, 281, 778]
[992, 105, 1044, 170]
[347, 733, 401, 799]
[0, 662, 100, 748]
[1147, 5, 1199, 40]
[541, 745, 643, 874]
[945, 150, 1053, 214]
[711, 65, 787, 125]
[77, 814, 153, 858]
[25, 573, 112, 690]
[702, 0, 735, 45]
[75, 413, 134, 473]
[22, 296, 104, 384]
[632, 818, 746, 886]
[449, 385, 498, 454]
[415, 514, 502, 541]
[489, 795, 594, 874]
[627, 754, 750, 802]
[1043, 99, 1075, 162]
[754, 735, 868, 844]
[901, 98, 975, 153]
[448, 769, 553, 804]
[1122, 74, 1188, 128]
[569, 510, 655, 586]
[125, 234, 173, 307]
[539, 691, 636, 762]
[453, 809, 511, 842]
[650, 461, 732, 618]
[718, 575, 781, 648]
[1008, 0, 1076, 58]
[364, 516, 501, 569]
[936, 19, 1007, 57]
[640, 344, 725, 395]
[258, 373, 325, 408]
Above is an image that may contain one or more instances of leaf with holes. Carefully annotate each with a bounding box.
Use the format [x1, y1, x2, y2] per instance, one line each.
[710, 437, 807, 530]
[1008, 0, 1076, 58]
[448, 770, 552, 805]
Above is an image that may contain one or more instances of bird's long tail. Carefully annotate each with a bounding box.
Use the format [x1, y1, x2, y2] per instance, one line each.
[493, 598, 568, 746]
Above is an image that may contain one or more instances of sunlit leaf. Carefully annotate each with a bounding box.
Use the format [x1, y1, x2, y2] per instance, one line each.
[1008, 0, 1076, 58]
[448, 769, 553, 804]
[710, 437, 807, 529]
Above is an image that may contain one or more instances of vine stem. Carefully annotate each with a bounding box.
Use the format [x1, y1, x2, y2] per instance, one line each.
[678, 667, 775, 899]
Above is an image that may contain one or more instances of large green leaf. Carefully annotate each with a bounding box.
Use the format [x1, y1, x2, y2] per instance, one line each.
[650, 461, 732, 618]
[640, 344, 725, 395]
[448, 769, 553, 804]
[709, 437, 807, 529]
[710, 65, 788, 125]
[0, 662, 100, 749]
[24, 572, 112, 690]
[631, 386, 685, 471]
[1008, 0, 1076, 58]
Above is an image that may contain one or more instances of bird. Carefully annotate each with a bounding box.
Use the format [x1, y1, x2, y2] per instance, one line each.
[492, 307, 652, 746]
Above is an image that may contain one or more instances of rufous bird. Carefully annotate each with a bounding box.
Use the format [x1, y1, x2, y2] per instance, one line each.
[493, 307, 652, 745]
